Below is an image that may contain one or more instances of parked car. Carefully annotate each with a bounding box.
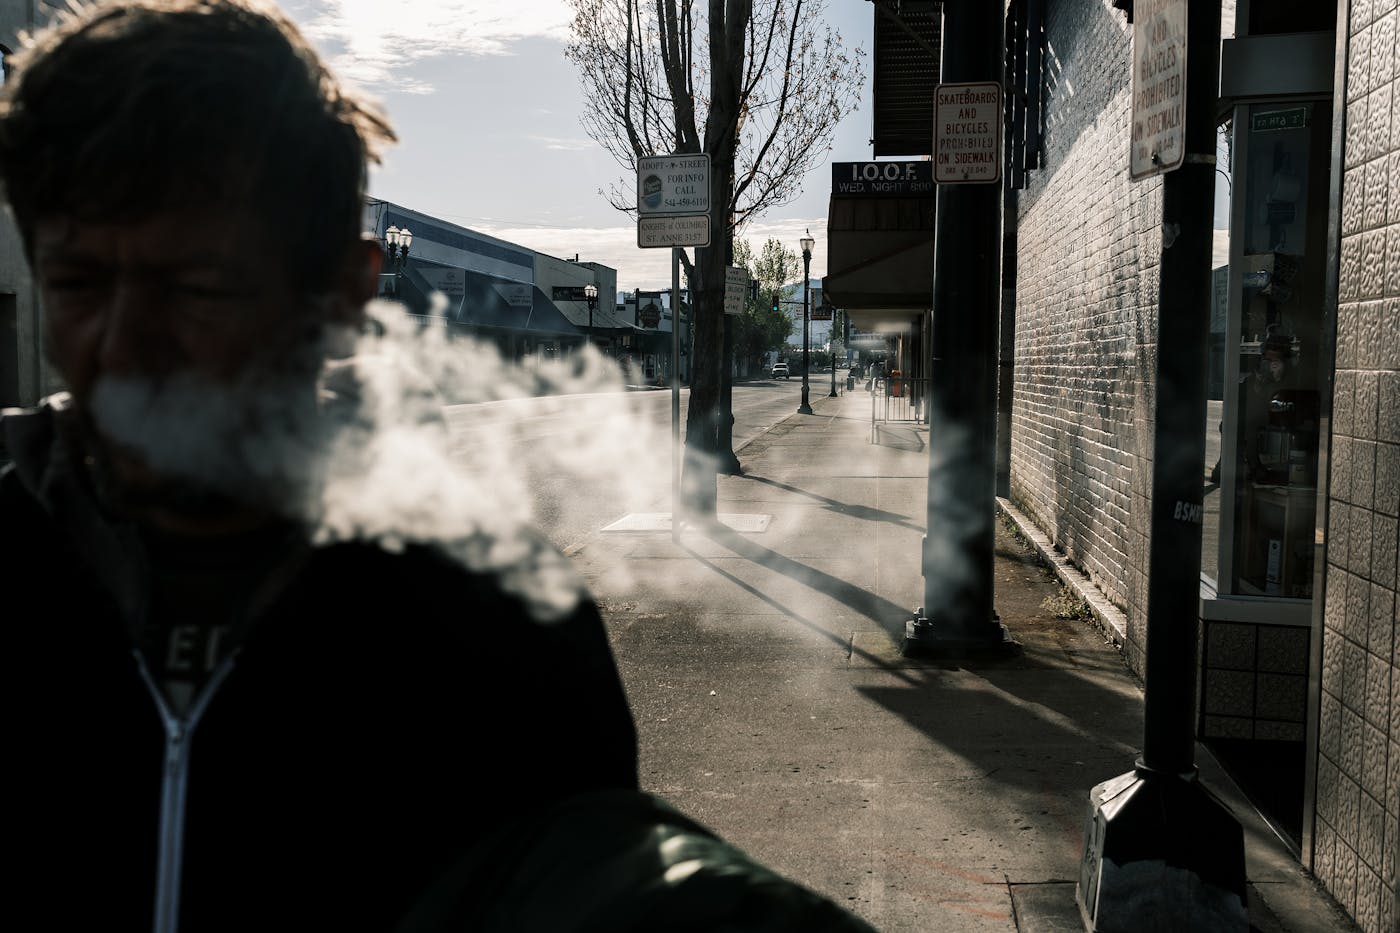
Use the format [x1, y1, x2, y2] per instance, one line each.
[771, 362, 789, 379]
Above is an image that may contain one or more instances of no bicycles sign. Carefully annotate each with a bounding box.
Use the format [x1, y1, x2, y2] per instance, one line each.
[933, 82, 1002, 185]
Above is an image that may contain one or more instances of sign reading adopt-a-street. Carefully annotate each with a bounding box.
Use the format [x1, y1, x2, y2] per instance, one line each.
[637, 154, 710, 215]
[1130, 0, 1187, 180]
[933, 82, 1002, 184]
[637, 153, 711, 248]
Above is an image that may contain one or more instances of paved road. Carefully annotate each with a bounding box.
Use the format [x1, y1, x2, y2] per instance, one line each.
[444, 375, 855, 552]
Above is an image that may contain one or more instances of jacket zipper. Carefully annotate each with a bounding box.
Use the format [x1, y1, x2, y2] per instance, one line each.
[136, 651, 236, 933]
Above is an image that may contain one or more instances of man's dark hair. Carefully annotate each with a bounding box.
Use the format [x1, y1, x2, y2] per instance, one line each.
[0, 0, 396, 296]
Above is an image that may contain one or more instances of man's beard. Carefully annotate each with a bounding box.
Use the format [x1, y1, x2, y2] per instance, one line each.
[82, 369, 326, 525]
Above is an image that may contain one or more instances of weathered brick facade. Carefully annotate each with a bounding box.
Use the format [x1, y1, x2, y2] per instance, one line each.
[1314, 3, 1399, 931]
[1008, 2, 1396, 931]
[1009, 1, 1157, 671]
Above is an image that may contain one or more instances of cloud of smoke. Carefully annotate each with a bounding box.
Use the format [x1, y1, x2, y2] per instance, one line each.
[88, 295, 672, 623]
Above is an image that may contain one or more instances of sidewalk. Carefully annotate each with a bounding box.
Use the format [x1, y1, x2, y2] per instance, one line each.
[567, 389, 1355, 932]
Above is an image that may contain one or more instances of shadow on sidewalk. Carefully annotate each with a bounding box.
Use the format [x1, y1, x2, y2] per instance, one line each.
[690, 522, 913, 646]
[871, 423, 925, 451]
[741, 474, 923, 533]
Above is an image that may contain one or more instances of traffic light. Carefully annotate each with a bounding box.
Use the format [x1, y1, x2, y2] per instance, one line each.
[771, 293, 780, 314]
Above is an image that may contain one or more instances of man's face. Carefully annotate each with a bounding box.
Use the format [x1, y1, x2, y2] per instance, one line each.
[33, 201, 346, 526]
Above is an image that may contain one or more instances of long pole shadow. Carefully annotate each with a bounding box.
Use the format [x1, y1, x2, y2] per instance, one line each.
[740, 474, 923, 532]
[697, 522, 914, 644]
[678, 541, 922, 685]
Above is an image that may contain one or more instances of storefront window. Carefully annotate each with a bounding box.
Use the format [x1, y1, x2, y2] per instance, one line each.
[1220, 101, 1330, 599]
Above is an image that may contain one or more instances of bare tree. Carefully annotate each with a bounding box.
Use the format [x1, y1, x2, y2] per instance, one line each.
[566, 0, 863, 515]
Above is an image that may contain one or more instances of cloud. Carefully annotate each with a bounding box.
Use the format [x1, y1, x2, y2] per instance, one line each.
[296, 0, 572, 92]
[476, 217, 831, 292]
[527, 135, 594, 152]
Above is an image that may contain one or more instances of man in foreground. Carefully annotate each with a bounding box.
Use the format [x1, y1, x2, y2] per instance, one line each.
[0, 2, 875, 930]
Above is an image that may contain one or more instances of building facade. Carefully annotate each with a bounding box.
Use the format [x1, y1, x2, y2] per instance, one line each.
[1003, 2, 1396, 931]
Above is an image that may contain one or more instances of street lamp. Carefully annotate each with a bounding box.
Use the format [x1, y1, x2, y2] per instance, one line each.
[798, 230, 815, 414]
[828, 307, 839, 397]
[384, 224, 412, 299]
[584, 282, 599, 347]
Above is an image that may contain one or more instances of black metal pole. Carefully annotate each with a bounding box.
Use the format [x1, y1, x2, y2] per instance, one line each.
[1140, 0, 1219, 779]
[1077, 6, 1245, 929]
[719, 315, 741, 472]
[719, 232, 741, 473]
[828, 310, 839, 397]
[907, 0, 1009, 653]
[798, 249, 813, 415]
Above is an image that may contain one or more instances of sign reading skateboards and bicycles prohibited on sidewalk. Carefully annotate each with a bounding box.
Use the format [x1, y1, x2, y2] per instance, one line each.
[1130, 0, 1187, 180]
[933, 82, 1002, 184]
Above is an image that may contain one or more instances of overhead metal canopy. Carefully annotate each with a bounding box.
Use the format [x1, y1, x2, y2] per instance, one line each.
[871, 0, 942, 157]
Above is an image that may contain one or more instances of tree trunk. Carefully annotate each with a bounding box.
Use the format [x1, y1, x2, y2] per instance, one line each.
[681, 240, 725, 516]
[679, 0, 746, 518]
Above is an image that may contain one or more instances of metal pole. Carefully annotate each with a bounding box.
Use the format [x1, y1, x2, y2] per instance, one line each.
[828, 309, 839, 397]
[798, 250, 813, 415]
[672, 247, 682, 543]
[906, 0, 1009, 653]
[1139, 0, 1220, 781]
[1077, 6, 1245, 930]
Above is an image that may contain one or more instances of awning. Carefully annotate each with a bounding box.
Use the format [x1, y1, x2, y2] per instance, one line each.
[822, 195, 935, 320]
[401, 262, 580, 336]
[871, 0, 941, 157]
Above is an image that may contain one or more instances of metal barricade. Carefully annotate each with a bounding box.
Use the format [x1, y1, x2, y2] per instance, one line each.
[869, 375, 929, 441]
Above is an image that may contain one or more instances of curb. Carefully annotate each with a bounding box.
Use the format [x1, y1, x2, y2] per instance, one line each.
[995, 496, 1129, 647]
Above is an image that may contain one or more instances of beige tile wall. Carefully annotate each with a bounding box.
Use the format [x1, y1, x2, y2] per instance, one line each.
[1316, 4, 1400, 932]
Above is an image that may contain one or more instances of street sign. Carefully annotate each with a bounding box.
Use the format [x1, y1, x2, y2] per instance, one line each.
[1129, 0, 1187, 181]
[724, 266, 748, 315]
[933, 82, 1002, 184]
[636, 154, 711, 215]
[638, 214, 711, 249]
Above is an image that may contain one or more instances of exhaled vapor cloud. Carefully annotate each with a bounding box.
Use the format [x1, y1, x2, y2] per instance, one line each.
[90, 297, 670, 624]
[296, 0, 572, 92]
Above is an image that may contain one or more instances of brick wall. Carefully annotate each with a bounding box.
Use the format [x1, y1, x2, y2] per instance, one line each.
[1314, 3, 1400, 932]
[1009, 0, 1156, 671]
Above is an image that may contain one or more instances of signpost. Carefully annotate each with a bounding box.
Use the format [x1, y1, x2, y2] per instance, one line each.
[933, 82, 1002, 184]
[1129, 0, 1187, 180]
[636, 153, 711, 542]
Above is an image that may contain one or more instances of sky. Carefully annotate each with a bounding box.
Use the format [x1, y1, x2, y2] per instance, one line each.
[280, 1, 1231, 289]
[283, 0, 875, 291]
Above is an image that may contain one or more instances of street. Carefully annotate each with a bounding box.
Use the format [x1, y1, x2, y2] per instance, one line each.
[443, 373, 851, 552]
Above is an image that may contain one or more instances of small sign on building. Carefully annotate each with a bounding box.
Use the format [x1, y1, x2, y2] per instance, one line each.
[933, 82, 1002, 184]
[1129, 0, 1188, 181]
[724, 266, 748, 315]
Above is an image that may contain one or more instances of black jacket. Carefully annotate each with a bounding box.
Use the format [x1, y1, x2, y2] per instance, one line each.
[2, 401, 639, 932]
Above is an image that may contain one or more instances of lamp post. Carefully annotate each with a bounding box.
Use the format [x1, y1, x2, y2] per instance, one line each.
[384, 224, 412, 299]
[797, 230, 814, 415]
[584, 282, 598, 348]
[828, 307, 839, 397]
